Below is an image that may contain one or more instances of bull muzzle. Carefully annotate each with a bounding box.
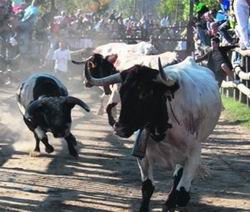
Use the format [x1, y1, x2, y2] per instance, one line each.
[114, 122, 134, 138]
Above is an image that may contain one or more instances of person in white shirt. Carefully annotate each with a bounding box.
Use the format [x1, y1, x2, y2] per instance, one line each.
[53, 41, 71, 83]
[160, 16, 169, 33]
[233, 0, 250, 49]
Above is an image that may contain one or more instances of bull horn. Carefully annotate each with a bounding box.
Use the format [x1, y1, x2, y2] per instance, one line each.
[158, 57, 167, 81]
[85, 62, 122, 86]
[72, 56, 93, 65]
[72, 60, 85, 65]
[66, 96, 90, 112]
[158, 57, 176, 87]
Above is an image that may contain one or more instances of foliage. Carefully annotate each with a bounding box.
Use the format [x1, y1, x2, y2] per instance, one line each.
[222, 96, 250, 129]
[183, 0, 190, 21]
[112, 0, 136, 18]
[39, 0, 112, 14]
[157, 0, 220, 22]
[158, 0, 175, 17]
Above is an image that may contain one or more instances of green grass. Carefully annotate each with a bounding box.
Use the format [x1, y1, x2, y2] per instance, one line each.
[222, 95, 250, 129]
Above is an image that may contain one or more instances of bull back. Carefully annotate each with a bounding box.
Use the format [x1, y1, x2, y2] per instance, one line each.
[17, 73, 68, 113]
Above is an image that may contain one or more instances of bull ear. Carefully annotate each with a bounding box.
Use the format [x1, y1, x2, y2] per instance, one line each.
[105, 54, 118, 64]
[87, 61, 95, 69]
[25, 100, 43, 121]
[66, 96, 90, 112]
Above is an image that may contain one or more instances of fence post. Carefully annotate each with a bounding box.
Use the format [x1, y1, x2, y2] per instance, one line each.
[239, 56, 249, 104]
[246, 56, 250, 106]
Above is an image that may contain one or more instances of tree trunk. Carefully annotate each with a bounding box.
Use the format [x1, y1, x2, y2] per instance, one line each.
[50, 0, 55, 11]
[186, 0, 194, 56]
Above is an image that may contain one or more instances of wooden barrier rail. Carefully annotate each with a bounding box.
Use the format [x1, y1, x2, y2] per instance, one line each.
[221, 48, 250, 107]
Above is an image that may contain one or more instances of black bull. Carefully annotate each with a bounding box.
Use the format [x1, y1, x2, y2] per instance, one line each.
[17, 73, 90, 158]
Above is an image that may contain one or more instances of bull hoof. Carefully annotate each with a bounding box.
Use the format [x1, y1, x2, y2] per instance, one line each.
[162, 205, 175, 212]
[139, 205, 149, 212]
[45, 145, 54, 153]
[30, 150, 41, 157]
[69, 148, 78, 159]
[176, 187, 190, 207]
[163, 199, 176, 211]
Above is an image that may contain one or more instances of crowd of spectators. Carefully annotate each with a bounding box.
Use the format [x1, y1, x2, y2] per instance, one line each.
[0, 0, 249, 84]
[192, 0, 250, 86]
[0, 0, 188, 82]
[193, 0, 249, 50]
[0, 0, 186, 57]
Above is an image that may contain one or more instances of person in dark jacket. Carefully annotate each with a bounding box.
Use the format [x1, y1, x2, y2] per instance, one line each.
[195, 36, 239, 87]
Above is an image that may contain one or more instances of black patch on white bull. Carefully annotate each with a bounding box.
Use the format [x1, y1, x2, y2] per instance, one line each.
[116, 65, 178, 140]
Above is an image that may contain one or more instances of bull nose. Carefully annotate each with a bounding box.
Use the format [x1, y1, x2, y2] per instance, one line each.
[85, 81, 93, 87]
[53, 132, 64, 138]
[114, 124, 133, 138]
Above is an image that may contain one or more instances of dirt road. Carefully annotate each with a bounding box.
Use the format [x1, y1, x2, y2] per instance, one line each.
[0, 75, 249, 212]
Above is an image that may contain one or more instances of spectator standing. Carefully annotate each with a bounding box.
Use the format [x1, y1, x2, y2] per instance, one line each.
[194, 0, 209, 20]
[12, 0, 25, 14]
[109, 9, 116, 22]
[233, 0, 250, 49]
[53, 41, 71, 83]
[204, 10, 234, 45]
[16, 0, 41, 58]
[218, 0, 230, 13]
[139, 15, 149, 40]
[160, 16, 169, 33]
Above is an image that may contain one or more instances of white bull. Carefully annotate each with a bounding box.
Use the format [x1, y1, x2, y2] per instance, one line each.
[94, 41, 158, 57]
[84, 56, 222, 211]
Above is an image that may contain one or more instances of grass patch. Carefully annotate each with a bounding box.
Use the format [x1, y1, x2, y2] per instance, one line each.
[222, 95, 250, 129]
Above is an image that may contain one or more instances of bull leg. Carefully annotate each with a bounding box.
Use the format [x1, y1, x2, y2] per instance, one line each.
[175, 143, 201, 207]
[131, 129, 149, 159]
[163, 165, 183, 211]
[106, 85, 120, 126]
[97, 93, 109, 115]
[31, 128, 54, 156]
[65, 133, 78, 159]
[41, 137, 54, 153]
[30, 133, 41, 157]
[106, 102, 118, 126]
[33, 133, 41, 152]
[137, 157, 155, 212]
[34, 127, 54, 153]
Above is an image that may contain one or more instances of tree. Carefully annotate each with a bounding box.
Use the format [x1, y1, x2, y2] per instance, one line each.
[157, 0, 220, 22]
[45, 0, 112, 14]
[113, 0, 136, 18]
[156, 0, 184, 23]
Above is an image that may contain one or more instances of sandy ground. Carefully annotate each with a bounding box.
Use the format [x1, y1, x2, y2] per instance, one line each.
[0, 74, 249, 212]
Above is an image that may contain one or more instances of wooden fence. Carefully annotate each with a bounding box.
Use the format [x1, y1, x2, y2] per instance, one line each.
[221, 48, 250, 107]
